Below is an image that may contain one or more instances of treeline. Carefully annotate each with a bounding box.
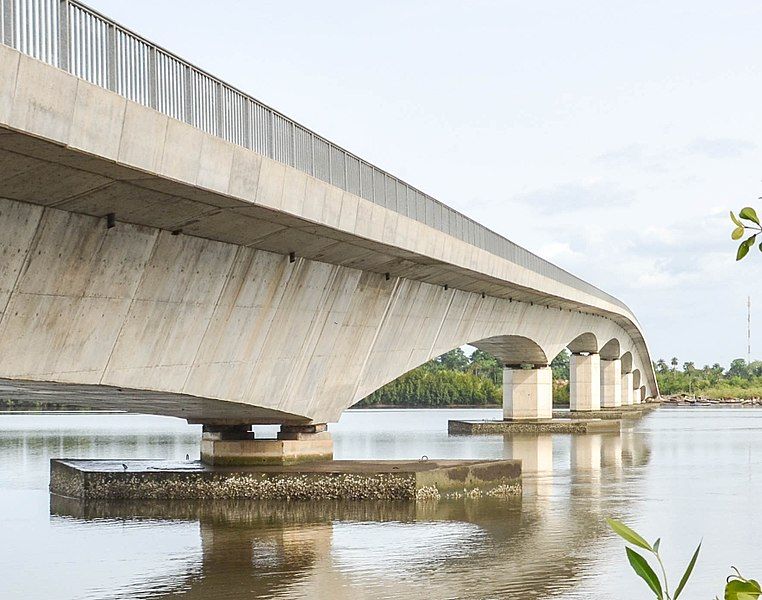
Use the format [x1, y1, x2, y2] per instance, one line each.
[356, 349, 571, 408]
[655, 358, 762, 398]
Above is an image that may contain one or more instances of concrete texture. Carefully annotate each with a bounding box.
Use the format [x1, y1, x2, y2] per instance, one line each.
[49, 458, 522, 501]
[570, 354, 601, 412]
[503, 367, 552, 420]
[600, 358, 622, 408]
[0, 44, 659, 424]
[200, 437, 334, 466]
[553, 404, 658, 420]
[448, 419, 621, 435]
[621, 372, 634, 406]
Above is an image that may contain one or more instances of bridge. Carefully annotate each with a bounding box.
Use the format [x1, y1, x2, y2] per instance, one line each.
[0, 0, 657, 464]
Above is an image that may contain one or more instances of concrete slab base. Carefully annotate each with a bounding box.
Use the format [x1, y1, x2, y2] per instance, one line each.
[49, 458, 522, 502]
[552, 404, 657, 420]
[448, 418, 621, 435]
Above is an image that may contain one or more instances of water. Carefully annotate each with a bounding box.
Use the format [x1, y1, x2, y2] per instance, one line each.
[0, 407, 760, 599]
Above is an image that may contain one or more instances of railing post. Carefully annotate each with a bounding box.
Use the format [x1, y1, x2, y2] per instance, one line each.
[57, 0, 68, 71]
[183, 64, 193, 125]
[215, 80, 223, 138]
[106, 21, 116, 91]
[148, 45, 157, 109]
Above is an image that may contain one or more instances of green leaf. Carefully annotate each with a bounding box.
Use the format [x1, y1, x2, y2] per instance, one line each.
[653, 538, 661, 553]
[733, 226, 745, 240]
[737, 235, 757, 261]
[731, 211, 743, 227]
[607, 518, 653, 551]
[626, 547, 663, 599]
[725, 579, 762, 600]
[740, 207, 760, 225]
[674, 541, 701, 599]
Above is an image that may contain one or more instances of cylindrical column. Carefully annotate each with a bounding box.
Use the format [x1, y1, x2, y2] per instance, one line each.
[570, 353, 601, 411]
[634, 386, 644, 404]
[503, 366, 552, 420]
[600, 358, 622, 408]
[621, 372, 634, 406]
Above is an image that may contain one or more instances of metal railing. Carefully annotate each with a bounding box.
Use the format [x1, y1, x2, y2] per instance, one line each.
[0, 0, 628, 311]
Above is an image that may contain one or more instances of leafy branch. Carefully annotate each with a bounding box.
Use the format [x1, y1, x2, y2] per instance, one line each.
[607, 518, 699, 599]
[608, 518, 761, 599]
[731, 208, 762, 260]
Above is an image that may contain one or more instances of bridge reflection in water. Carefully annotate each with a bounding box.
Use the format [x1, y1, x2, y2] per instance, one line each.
[38, 428, 650, 600]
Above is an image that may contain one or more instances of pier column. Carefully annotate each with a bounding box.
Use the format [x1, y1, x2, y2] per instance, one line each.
[503, 366, 552, 420]
[570, 353, 601, 412]
[621, 372, 634, 405]
[633, 387, 643, 404]
[200, 423, 333, 466]
[600, 358, 622, 408]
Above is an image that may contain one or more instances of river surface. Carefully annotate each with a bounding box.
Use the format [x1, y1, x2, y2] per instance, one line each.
[0, 407, 760, 599]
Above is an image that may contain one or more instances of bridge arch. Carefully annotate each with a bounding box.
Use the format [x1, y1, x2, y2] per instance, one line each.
[621, 351, 634, 373]
[600, 338, 621, 360]
[567, 332, 598, 354]
[471, 335, 547, 367]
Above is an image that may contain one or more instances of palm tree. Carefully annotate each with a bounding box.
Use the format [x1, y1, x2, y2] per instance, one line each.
[670, 357, 679, 371]
[656, 358, 668, 373]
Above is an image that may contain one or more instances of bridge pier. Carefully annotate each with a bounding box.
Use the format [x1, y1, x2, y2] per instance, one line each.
[621, 372, 634, 406]
[569, 353, 601, 412]
[502, 366, 552, 420]
[633, 387, 643, 404]
[200, 423, 333, 466]
[600, 358, 622, 408]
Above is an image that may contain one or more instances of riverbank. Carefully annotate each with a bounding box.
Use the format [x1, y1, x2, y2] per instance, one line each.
[660, 394, 762, 406]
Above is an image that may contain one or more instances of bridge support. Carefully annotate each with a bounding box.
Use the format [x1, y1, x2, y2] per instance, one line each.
[621, 372, 634, 406]
[633, 387, 643, 404]
[200, 424, 333, 466]
[600, 358, 622, 408]
[570, 353, 601, 412]
[503, 366, 552, 420]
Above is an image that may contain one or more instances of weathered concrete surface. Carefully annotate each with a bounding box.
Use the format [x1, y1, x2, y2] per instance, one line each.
[448, 419, 621, 435]
[553, 404, 658, 420]
[49, 458, 522, 501]
[503, 367, 552, 420]
[0, 43, 659, 423]
[200, 437, 334, 466]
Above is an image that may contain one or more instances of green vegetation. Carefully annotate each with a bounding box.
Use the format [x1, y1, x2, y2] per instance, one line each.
[730, 207, 762, 260]
[607, 518, 760, 599]
[655, 358, 762, 399]
[356, 348, 571, 408]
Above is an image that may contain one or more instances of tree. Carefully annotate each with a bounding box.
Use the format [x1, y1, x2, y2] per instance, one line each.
[436, 348, 469, 372]
[727, 358, 749, 379]
[655, 359, 668, 374]
[551, 350, 570, 380]
[670, 357, 679, 371]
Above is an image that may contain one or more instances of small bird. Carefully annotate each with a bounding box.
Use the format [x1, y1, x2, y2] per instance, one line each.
[122, 463, 128, 471]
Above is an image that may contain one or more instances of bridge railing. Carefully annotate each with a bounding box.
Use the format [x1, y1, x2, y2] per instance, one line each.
[0, 0, 629, 312]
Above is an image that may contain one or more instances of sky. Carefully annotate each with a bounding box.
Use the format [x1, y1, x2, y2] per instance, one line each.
[86, 0, 762, 367]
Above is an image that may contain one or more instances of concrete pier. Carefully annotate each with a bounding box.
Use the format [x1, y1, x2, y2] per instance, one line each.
[50, 458, 522, 501]
[503, 367, 553, 420]
[570, 353, 601, 412]
[200, 424, 333, 466]
[600, 358, 622, 408]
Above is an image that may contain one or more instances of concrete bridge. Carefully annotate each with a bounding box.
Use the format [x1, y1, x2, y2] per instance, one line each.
[0, 0, 657, 464]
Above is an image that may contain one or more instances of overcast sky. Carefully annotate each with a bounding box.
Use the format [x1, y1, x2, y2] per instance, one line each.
[87, 0, 762, 367]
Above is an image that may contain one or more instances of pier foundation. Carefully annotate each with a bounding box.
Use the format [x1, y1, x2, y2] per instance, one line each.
[200, 424, 333, 466]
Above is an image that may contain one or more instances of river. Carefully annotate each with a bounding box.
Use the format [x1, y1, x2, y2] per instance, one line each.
[0, 407, 760, 599]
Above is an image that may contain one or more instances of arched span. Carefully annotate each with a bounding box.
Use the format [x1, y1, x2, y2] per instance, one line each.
[567, 332, 598, 355]
[632, 369, 641, 389]
[640, 385, 647, 400]
[621, 351, 633, 373]
[471, 335, 548, 367]
[600, 338, 621, 361]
